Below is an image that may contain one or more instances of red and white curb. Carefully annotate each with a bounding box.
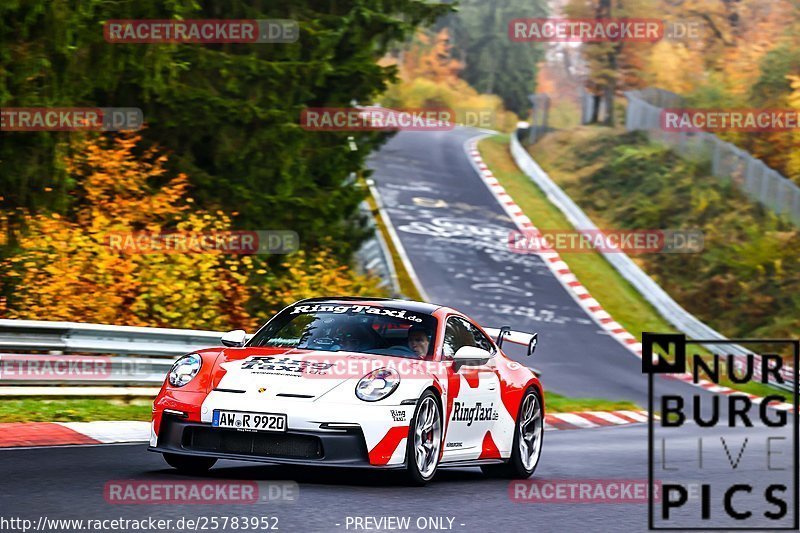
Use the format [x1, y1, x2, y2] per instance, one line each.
[545, 410, 652, 431]
[0, 421, 149, 448]
[464, 137, 795, 412]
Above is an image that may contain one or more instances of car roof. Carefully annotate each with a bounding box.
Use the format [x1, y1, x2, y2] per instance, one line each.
[296, 296, 444, 315]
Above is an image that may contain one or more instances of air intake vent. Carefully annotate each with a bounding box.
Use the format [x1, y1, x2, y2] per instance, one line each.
[182, 427, 323, 459]
[276, 393, 315, 399]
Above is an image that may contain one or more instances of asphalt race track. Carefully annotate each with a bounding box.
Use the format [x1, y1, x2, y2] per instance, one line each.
[0, 426, 735, 532]
[367, 127, 697, 405]
[1, 127, 795, 532]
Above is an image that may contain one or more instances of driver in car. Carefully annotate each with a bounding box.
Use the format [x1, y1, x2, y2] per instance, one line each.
[407, 326, 431, 358]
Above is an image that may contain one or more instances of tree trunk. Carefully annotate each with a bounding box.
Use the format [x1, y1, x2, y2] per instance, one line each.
[591, 94, 601, 123]
[599, 0, 616, 126]
[604, 81, 615, 126]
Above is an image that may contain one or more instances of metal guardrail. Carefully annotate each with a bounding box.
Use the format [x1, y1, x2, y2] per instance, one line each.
[0, 354, 172, 386]
[0, 320, 228, 393]
[0, 319, 222, 357]
[509, 130, 795, 391]
[624, 89, 800, 227]
[355, 200, 402, 296]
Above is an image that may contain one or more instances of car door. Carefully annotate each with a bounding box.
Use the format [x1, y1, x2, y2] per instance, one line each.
[441, 316, 502, 461]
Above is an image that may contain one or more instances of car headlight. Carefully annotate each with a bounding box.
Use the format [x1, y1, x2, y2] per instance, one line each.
[355, 368, 400, 402]
[168, 354, 202, 387]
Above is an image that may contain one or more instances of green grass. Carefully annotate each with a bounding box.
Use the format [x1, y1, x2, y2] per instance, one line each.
[478, 134, 677, 341]
[545, 392, 639, 413]
[0, 397, 153, 423]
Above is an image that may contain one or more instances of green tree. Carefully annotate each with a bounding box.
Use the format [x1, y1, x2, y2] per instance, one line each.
[0, 0, 451, 259]
[439, 0, 547, 116]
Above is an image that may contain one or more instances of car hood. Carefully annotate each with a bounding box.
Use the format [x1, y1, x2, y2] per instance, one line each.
[209, 346, 431, 399]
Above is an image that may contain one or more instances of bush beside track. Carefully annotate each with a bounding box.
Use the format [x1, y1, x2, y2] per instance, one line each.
[526, 127, 799, 341]
[0, 397, 153, 422]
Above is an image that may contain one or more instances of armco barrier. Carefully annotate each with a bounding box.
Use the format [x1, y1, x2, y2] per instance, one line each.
[0, 320, 228, 393]
[0, 319, 221, 357]
[509, 129, 795, 391]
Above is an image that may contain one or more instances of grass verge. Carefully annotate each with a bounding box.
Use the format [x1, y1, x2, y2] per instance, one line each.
[478, 134, 676, 340]
[545, 392, 639, 413]
[0, 397, 152, 423]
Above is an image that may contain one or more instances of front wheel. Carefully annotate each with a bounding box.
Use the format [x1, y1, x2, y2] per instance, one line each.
[403, 390, 442, 486]
[481, 386, 543, 479]
[163, 453, 217, 474]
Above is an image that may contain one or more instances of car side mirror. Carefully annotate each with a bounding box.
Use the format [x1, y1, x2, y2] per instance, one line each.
[453, 346, 492, 368]
[221, 329, 247, 347]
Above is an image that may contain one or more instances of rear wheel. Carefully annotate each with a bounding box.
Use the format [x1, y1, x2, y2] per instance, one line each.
[403, 390, 442, 486]
[481, 387, 543, 479]
[163, 453, 217, 474]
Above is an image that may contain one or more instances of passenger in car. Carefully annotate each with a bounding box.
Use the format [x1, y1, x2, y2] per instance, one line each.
[407, 326, 431, 358]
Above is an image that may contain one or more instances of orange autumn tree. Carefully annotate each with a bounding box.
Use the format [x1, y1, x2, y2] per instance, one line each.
[381, 29, 519, 131]
[401, 29, 464, 87]
[0, 133, 255, 330]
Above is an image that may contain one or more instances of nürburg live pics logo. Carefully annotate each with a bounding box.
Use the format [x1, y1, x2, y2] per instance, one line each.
[643, 332, 799, 530]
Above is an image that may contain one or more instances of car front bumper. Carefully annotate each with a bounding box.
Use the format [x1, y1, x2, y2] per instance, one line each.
[149, 414, 404, 469]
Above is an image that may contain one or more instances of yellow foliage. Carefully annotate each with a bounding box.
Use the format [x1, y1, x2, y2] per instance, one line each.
[383, 77, 519, 132]
[257, 248, 388, 314]
[786, 75, 800, 183]
[401, 29, 463, 87]
[0, 133, 255, 331]
[645, 41, 706, 95]
[382, 28, 518, 132]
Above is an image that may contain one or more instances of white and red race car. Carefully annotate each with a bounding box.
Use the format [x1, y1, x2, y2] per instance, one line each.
[150, 297, 544, 484]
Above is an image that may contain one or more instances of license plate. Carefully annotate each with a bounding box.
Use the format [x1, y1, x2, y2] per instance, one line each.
[212, 410, 287, 432]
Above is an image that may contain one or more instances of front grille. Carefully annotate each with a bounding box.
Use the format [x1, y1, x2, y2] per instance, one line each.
[182, 427, 323, 459]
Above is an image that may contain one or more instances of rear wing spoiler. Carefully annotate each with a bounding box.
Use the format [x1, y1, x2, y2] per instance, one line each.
[483, 326, 539, 357]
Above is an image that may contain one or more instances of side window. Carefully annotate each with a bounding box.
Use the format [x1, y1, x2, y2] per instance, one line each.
[466, 321, 496, 354]
[442, 317, 496, 358]
[442, 317, 469, 359]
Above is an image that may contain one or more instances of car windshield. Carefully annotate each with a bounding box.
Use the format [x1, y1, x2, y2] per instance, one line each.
[248, 303, 438, 359]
